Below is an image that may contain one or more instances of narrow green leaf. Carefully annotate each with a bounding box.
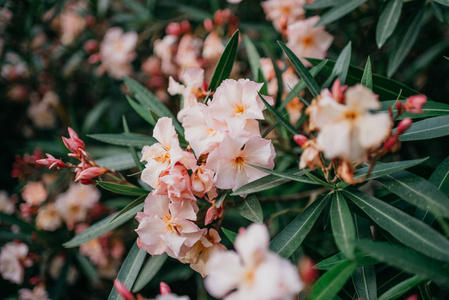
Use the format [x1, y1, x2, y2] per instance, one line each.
[381, 100, 449, 120]
[98, 182, 150, 197]
[95, 153, 138, 171]
[355, 240, 449, 287]
[257, 69, 269, 96]
[82, 99, 110, 134]
[352, 266, 377, 300]
[303, 171, 334, 188]
[309, 259, 358, 300]
[88, 133, 156, 148]
[132, 254, 167, 292]
[63, 203, 144, 248]
[111, 195, 146, 222]
[108, 241, 147, 300]
[222, 228, 238, 243]
[399, 115, 449, 141]
[0, 213, 37, 233]
[126, 96, 156, 126]
[236, 194, 263, 223]
[345, 190, 449, 262]
[434, 0, 449, 7]
[278, 41, 321, 97]
[361, 57, 373, 89]
[259, 92, 300, 135]
[387, 7, 426, 77]
[305, 0, 347, 9]
[323, 41, 352, 87]
[243, 34, 261, 78]
[269, 53, 284, 107]
[270, 194, 329, 258]
[445, 56, 449, 61]
[376, 0, 403, 48]
[378, 275, 424, 300]
[249, 164, 320, 186]
[209, 30, 239, 91]
[123, 77, 183, 135]
[123, 116, 144, 172]
[75, 253, 100, 284]
[315, 0, 367, 27]
[331, 192, 356, 258]
[377, 170, 449, 218]
[315, 252, 377, 270]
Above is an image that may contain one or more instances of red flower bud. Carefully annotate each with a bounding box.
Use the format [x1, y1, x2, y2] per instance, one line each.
[84, 40, 99, 54]
[405, 95, 427, 114]
[160, 282, 171, 295]
[114, 279, 136, 300]
[383, 135, 399, 152]
[75, 167, 109, 182]
[204, 19, 214, 32]
[396, 117, 412, 135]
[293, 134, 309, 147]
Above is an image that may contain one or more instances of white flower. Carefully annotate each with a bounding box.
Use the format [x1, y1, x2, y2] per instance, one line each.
[36, 203, 63, 231]
[0, 191, 15, 214]
[0, 242, 31, 284]
[261, 0, 307, 32]
[19, 284, 50, 300]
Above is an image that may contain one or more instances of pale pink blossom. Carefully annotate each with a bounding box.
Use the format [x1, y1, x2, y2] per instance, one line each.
[175, 34, 203, 73]
[309, 84, 391, 163]
[27, 91, 59, 129]
[135, 194, 203, 258]
[286, 16, 333, 67]
[0, 191, 15, 214]
[191, 165, 217, 199]
[404, 95, 427, 114]
[205, 224, 303, 300]
[36, 203, 63, 231]
[261, 0, 307, 32]
[154, 35, 178, 76]
[203, 31, 225, 62]
[206, 134, 275, 191]
[80, 237, 108, 267]
[98, 27, 138, 79]
[1, 52, 29, 81]
[59, 7, 86, 45]
[154, 164, 196, 201]
[157, 282, 191, 300]
[0, 242, 31, 284]
[21, 181, 47, 206]
[19, 284, 50, 300]
[141, 117, 197, 188]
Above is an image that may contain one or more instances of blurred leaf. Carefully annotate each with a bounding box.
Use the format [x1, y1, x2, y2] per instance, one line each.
[95, 153, 138, 171]
[51, 257, 69, 300]
[111, 195, 146, 222]
[0, 213, 37, 233]
[75, 253, 100, 284]
[355, 240, 449, 287]
[377, 170, 449, 218]
[82, 100, 110, 134]
[278, 41, 320, 97]
[345, 190, 449, 262]
[315, 252, 377, 270]
[331, 192, 356, 258]
[387, 7, 426, 77]
[222, 228, 238, 243]
[236, 194, 263, 223]
[305, 0, 347, 9]
[64, 203, 144, 248]
[243, 34, 262, 79]
[399, 116, 449, 141]
[132, 254, 168, 292]
[445, 56, 449, 60]
[123, 116, 144, 172]
[98, 182, 150, 196]
[378, 275, 424, 300]
[259, 92, 299, 135]
[108, 241, 147, 300]
[434, 0, 449, 7]
[209, 30, 239, 91]
[127, 96, 156, 126]
[270, 194, 330, 258]
[249, 164, 320, 186]
[408, 41, 449, 76]
[361, 57, 373, 89]
[323, 41, 352, 87]
[88, 133, 156, 148]
[0, 231, 32, 242]
[316, 0, 367, 27]
[381, 100, 449, 120]
[123, 77, 183, 135]
[376, 0, 403, 48]
[309, 259, 358, 300]
[257, 69, 269, 95]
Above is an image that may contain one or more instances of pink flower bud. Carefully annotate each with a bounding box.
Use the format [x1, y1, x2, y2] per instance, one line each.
[331, 79, 347, 103]
[293, 134, 309, 147]
[395, 101, 403, 112]
[160, 282, 171, 295]
[84, 40, 99, 54]
[68, 127, 85, 149]
[405, 95, 427, 114]
[88, 53, 101, 64]
[405, 295, 419, 300]
[166, 22, 182, 36]
[382, 135, 399, 152]
[180, 20, 191, 33]
[299, 257, 318, 286]
[75, 167, 108, 182]
[396, 117, 412, 135]
[204, 19, 214, 31]
[205, 205, 218, 225]
[85, 15, 96, 27]
[36, 153, 68, 169]
[114, 279, 136, 300]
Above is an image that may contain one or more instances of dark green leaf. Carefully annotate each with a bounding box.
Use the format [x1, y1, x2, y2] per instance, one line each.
[315, 0, 367, 27]
[82, 99, 110, 134]
[278, 41, 321, 97]
[323, 41, 352, 86]
[387, 7, 426, 77]
[222, 228, 238, 243]
[305, 0, 347, 9]
[111, 195, 146, 222]
[345, 190, 449, 262]
[355, 240, 449, 287]
[352, 266, 377, 300]
[0, 213, 36, 233]
[259, 92, 299, 135]
[309, 259, 358, 300]
[331, 192, 356, 258]
[0, 231, 32, 242]
[315, 252, 377, 270]
[123, 116, 144, 172]
[98, 182, 150, 196]
[64, 203, 144, 248]
[361, 57, 373, 89]
[270, 194, 329, 258]
[399, 116, 449, 141]
[381, 100, 449, 120]
[75, 253, 100, 284]
[257, 69, 269, 96]
[88, 133, 156, 148]
[108, 241, 147, 300]
[434, 0, 449, 7]
[132, 254, 168, 292]
[376, 0, 403, 48]
[95, 153, 138, 171]
[127, 96, 156, 126]
[243, 34, 262, 79]
[209, 30, 239, 91]
[378, 275, 424, 300]
[236, 195, 263, 223]
[250, 164, 320, 186]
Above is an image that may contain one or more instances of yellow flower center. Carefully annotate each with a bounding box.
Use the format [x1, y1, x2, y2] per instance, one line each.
[234, 103, 246, 116]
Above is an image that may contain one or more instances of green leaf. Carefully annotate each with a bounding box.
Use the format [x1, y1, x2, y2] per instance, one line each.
[387, 7, 426, 77]
[381, 100, 449, 120]
[315, 0, 367, 27]
[111, 195, 146, 222]
[278, 41, 321, 97]
[127, 96, 156, 126]
[445, 56, 449, 61]
[305, 0, 347, 9]
[75, 253, 100, 284]
[95, 153, 138, 171]
[64, 202, 144, 248]
[361, 57, 373, 89]
[250, 164, 320, 186]
[257, 69, 269, 96]
[209, 30, 239, 91]
[323, 41, 352, 87]
[309, 259, 358, 300]
[378, 275, 424, 300]
[377, 170, 449, 218]
[123, 77, 183, 135]
[399, 116, 449, 141]
[222, 227, 238, 243]
[243, 34, 262, 79]
[0, 213, 37, 233]
[355, 240, 449, 287]
[123, 116, 144, 172]
[108, 241, 147, 300]
[98, 182, 150, 196]
[376, 0, 403, 48]
[352, 266, 377, 300]
[88, 133, 156, 148]
[331, 192, 356, 258]
[82, 99, 110, 134]
[236, 194, 263, 223]
[132, 254, 168, 292]
[315, 252, 377, 270]
[434, 0, 449, 7]
[259, 92, 299, 135]
[270, 194, 329, 258]
[345, 190, 449, 262]
[0, 231, 32, 242]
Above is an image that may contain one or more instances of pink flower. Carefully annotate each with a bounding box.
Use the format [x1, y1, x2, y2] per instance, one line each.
[404, 95, 427, 114]
[75, 167, 109, 182]
[154, 35, 178, 76]
[21, 181, 47, 206]
[135, 194, 203, 258]
[154, 164, 196, 202]
[175, 34, 203, 74]
[286, 16, 333, 67]
[203, 31, 225, 62]
[36, 204, 62, 231]
[19, 284, 50, 300]
[0, 242, 32, 284]
[114, 279, 136, 300]
[261, 0, 307, 32]
[36, 153, 68, 169]
[191, 165, 217, 199]
[62, 127, 85, 158]
[206, 134, 275, 191]
[59, 3, 86, 45]
[0, 191, 15, 214]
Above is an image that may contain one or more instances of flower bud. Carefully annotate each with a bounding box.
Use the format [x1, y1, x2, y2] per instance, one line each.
[114, 279, 136, 300]
[293, 134, 309, 147]
[160, 282, 171, 295]
[396, 117, 412, 135]
[75, 167, 109, 182]
[204, 19, 214, 31]
[405, 95, 427, 114]
[382, 135, 399, 152]
[166, 22, 182, 36]
[84, 40, 99, 54]
[299, 257, 318, 286]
